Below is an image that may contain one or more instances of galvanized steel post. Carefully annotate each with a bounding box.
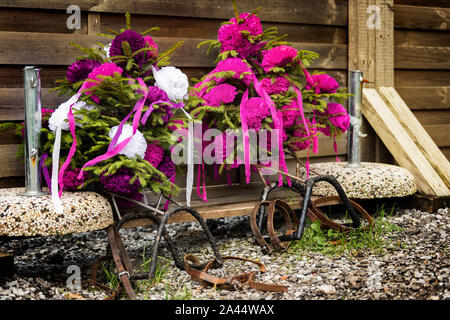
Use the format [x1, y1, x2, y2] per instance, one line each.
[346, 70, 365, 168]
[22, 66, 47, 196]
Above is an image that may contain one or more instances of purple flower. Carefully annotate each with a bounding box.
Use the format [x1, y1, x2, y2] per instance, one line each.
[157, 156, 175, 180]
[62, 168, 87, 191]
[144, 143, 165, 168]
[146, 86, 169, 104]
[99, 168, 140, 195]
[67, 59, 101, 83]
[109, 30, 147, 68]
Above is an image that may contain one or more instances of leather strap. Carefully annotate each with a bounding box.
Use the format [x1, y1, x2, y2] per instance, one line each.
[184, 254, 288, 292]
[308, 196, 374, 232]
[250, 199, 299, 254]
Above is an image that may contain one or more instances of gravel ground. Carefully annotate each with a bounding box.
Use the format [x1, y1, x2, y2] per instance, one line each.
[0, 207, 448, 300]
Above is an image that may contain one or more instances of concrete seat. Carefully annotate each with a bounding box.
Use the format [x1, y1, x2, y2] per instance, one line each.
[0, 188, 114, 237]
[297, 162, 417, 199]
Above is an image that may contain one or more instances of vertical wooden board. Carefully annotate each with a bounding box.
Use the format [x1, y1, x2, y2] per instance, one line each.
[379, 87, 450, 188]
[87, 13, 101, 35]
[348, 0, 394, 163]
[362, 88, 449, 196]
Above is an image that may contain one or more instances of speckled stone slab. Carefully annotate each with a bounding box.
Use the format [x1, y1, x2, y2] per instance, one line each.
[297, 162, 417, 198]
[0, 188, 113, 237]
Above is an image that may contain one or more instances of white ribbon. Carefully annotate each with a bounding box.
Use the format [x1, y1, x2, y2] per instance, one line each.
[49, 93, 80, 214]
[180, 107, 194, 207]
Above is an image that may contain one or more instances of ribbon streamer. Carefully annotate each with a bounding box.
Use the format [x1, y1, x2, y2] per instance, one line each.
[180, 106, 195, 207]
[77, 78, 149, 179]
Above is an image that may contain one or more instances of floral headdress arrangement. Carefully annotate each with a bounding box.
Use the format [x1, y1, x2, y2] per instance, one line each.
[3, 14, 189, 212]
[186, 2, 350, 200]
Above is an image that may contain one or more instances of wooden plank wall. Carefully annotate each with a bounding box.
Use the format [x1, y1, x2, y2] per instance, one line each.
[394, 0, 450, 160]
[0, 1, 349, 190]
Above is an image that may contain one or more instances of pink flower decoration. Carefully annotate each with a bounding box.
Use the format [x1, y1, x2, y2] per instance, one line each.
[83, 63, 123, 103]
[318, 103, 350, 136]
[305, 74, 339, 93]
[260, 77, 290, 95]
[218, 12, 263, 58]
[229, 13, 263, 36]
[280, 100, 301, 128]
[289, 119, 313, 151]
[203, 83, 238, 107]
[241, 97, 270, 131]
[210, 58, 253, 85]
[261, 45, 298, 72]
[144, 36, 159, 61]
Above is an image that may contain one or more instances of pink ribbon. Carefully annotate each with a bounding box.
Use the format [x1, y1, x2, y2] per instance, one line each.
[239, 88, 251, 184]
[196, 163, 207, 202]
[293, 86, 311, 179]
[58, 107, 77, 197]
[140, 99, 168, 126]
[40, 152, 52, 193]
[77, 78, 149, 179]
[333, 137, 340, 162]
[252, 74, 290, 187]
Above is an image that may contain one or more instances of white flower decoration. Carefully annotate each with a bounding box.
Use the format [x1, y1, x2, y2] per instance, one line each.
[108, 124, 147, 159]
[152, 66, 189, 101]
[49, 96, 95, 131]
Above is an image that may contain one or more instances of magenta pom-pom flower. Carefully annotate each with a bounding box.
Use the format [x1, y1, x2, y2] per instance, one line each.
[144, 35, 159, 61]
[280, 100, 301, 129]
[67, 59, 101, 83]
[83, 63, 123, 103]
[288, 119, 313, 152]
[203, 83, 238, 107]
[218, 12, 263, 58]
[317, 103, 350, 136]
[242, 97, 270, 131]
[109, 29, 147, 67]
[157, 156, 176, 180]
[261, 45, 298, 72]
[144, 143, 165, 168]
[63, 168, 87, 191]
[305, 74, 340, 93]
[260, 77, 290, 95]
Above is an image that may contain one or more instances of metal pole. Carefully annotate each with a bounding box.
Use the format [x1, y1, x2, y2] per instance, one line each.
[346, 70, 365, 168]
[21, 66, 47, 196]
